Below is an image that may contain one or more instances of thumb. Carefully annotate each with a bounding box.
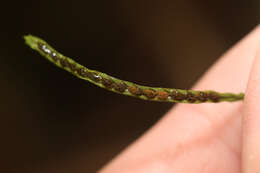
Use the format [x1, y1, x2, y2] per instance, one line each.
[242, 44, 260, 173]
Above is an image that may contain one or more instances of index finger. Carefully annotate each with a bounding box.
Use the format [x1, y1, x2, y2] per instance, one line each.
[99, 25, 260, 173]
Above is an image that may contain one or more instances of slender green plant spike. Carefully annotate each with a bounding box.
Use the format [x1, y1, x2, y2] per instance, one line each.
[24, 35, 244, 104]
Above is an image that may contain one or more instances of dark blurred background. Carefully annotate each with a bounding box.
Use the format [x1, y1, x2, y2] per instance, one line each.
[1, 0, 259, 172]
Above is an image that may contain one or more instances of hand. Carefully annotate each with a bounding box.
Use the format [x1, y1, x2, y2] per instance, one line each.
[99, 25, 260, 173]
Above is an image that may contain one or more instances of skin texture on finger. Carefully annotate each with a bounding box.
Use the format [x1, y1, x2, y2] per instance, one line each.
[99, 25, 260, 173]
[242, 46, 260, 173]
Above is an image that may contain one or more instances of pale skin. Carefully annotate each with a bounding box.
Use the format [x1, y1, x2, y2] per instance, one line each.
[99, 25, 260, 173]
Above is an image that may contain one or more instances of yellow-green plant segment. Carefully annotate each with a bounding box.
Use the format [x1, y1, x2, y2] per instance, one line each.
[24, 35, 244, 103]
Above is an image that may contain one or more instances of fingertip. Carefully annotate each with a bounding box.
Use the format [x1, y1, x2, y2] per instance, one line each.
[242, 44, 260, 173]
